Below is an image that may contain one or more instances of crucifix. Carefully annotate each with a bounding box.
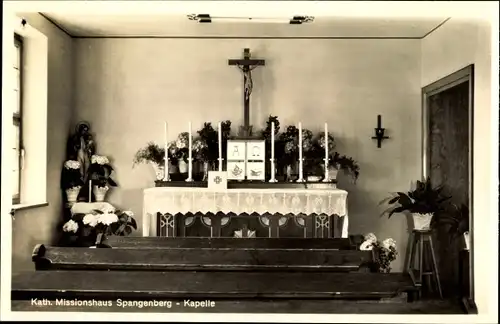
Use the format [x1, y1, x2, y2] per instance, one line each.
[228, 48, 266, 138]
[371, 114, 390, 148]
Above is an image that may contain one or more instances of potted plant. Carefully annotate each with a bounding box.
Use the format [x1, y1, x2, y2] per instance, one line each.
[197, 122, 219, 169]
[305, 131, 336, 181]
[329, 152, 360, 183]
[61, 160, 84, 204]
[192, 137, 209, 180]
[385, 177, 451, 231]
[88, 154, 117, 202]
[175, 132, 190, 173]
[278, 125, 299, 181]
[62, 209, 137, 247]
[133, 142, 166, 180]
[439, 203, 470, 249]
[359, 233, 398, 273]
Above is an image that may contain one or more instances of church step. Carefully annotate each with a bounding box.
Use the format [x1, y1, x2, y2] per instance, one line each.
[12, 271, 417, 301]
[32, 244, 372, 272]
[102, 236, 355, 250]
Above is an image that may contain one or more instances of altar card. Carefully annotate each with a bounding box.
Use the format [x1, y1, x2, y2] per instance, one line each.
[208, 171, 228, 191]
[227, 140, 246, 180]
[245, 140, 265, 181]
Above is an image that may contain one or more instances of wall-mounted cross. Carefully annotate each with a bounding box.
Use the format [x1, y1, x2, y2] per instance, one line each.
[228, 48, 265, 138]
[371, 115, 390, 148]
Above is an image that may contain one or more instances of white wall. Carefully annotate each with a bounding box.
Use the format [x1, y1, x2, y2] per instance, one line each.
[73, 38, 422, 271]
[421, 17, 493, 313]
[10, 13, 74, 272]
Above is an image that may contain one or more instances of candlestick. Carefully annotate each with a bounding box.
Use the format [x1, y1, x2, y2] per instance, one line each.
[164, 122, 170, 181]
[186, 121, 193, 182]
[297, 122, 305, 182]
[323, 122, 330, 182]
[269, 122, 277, 182]
[218, 122, 223, 172]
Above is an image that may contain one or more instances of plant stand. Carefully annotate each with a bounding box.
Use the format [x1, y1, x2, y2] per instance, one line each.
[405, 230, 442, 299]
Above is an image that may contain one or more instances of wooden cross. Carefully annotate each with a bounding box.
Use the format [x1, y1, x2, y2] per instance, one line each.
[228, 48, 265, 138]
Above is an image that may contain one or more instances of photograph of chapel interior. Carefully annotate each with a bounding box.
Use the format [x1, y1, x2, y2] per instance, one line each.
[1, 1, 498, 321]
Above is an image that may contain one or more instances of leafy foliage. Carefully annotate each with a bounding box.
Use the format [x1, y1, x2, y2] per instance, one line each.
[330, 152, 360, 182]
[61, 167, 83, 190]
[89, 161, 117, 188]
[438, 203, 470, 240]
[386, 177, 451, 218]
[197, 122, 218, 163]
[372, 242, 398, 273]
[133, 142, 165, 166]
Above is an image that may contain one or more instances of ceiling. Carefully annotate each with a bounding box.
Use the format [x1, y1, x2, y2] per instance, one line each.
[41, 13, 448, 38]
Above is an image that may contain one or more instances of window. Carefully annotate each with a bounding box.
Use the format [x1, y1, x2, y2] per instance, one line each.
[13, 34, 23, 204]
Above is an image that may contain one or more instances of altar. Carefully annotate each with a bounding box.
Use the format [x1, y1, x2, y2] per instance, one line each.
[143, 186, 348, 239]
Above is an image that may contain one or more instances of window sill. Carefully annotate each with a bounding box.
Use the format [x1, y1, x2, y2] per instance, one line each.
[11, 202, 49, 212]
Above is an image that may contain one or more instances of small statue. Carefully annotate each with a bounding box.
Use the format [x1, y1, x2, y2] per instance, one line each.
[66, 122, 96, 200]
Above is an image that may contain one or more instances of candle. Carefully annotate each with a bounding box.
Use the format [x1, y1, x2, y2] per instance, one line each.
[298, 122, 303, 161]
[271, 122, 275, 160]
[324, 123, 329, 162]
[89, 180, 92, 202]
[218, 122, 222, 171]
[188, 122, 193, 180]
[164, 122, 169, 180]
[297, 122, 304, 182]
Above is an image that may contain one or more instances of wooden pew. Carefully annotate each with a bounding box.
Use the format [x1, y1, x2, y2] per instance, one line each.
[31, 244, 373, 272]
[102, 236, 355, 250]
[12, 270, 418, 302]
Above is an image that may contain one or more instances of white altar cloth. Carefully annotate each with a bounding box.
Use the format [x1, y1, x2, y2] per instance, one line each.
[143, 187, 349, 238]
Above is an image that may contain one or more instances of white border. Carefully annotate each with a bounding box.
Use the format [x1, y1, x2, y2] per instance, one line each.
[2, 1, 498, 323]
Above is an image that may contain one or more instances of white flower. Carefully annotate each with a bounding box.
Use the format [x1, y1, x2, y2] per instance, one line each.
[98, 213, 119, 226]
[82, 214, 99, 227]
[382, 238, 397, 250]
[123, 210, 134, 217]
[62, 220, 79, 233]
[364, 233, 377, 244]
[64, 160, 81, 170]
[360, 240, 374, 251]
[176, 138, 187, 149]
[91, 155, 109, 165]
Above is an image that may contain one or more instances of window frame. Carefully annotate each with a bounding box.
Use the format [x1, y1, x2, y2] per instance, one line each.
[13, 33, 24, 205]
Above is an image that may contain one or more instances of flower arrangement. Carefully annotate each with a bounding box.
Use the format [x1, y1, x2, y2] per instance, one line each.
[279, 125, 299, 166]
[197, 123, 218, 164]
[175, 132, 190, 162]
[220, 120, 232, 161]
[192, 137, 209, 162]
[62, 209, 137, 246]
[360, 233, 398, 273]
[329, 152, 360, 182]
[61, 160, 84, 189]
[133, 142, 165, 166]
[88, 154, 117, 188]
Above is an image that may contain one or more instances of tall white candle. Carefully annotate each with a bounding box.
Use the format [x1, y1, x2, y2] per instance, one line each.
[297, 122, 304, 182]
[188, 122, 193, 179]
[164, 122, 169, 180]
[298, 122, 303, 161]
[324, 123, 329, 161]
[89, 180, 92, 202]
[218, 122, 222, 171]
[271, 122, 275, 160]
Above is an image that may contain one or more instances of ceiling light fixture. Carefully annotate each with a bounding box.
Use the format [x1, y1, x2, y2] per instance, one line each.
[187, 14, 314, 25]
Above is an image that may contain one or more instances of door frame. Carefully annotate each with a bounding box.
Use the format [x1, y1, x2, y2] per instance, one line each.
[421, 64, 475, 308]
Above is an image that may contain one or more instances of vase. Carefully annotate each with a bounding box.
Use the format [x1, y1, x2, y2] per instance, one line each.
[93, 185, 109, 202]
[178, 160, 188, 173]
[151, 162, 165, 180]
[202, 161, 209, 181]
[463, 231, 470, 250]
[328, 167, 339, 181]
[286, 165, 293, 182]
[412, 212, 433, 231]
[66, 186, 81, 203]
